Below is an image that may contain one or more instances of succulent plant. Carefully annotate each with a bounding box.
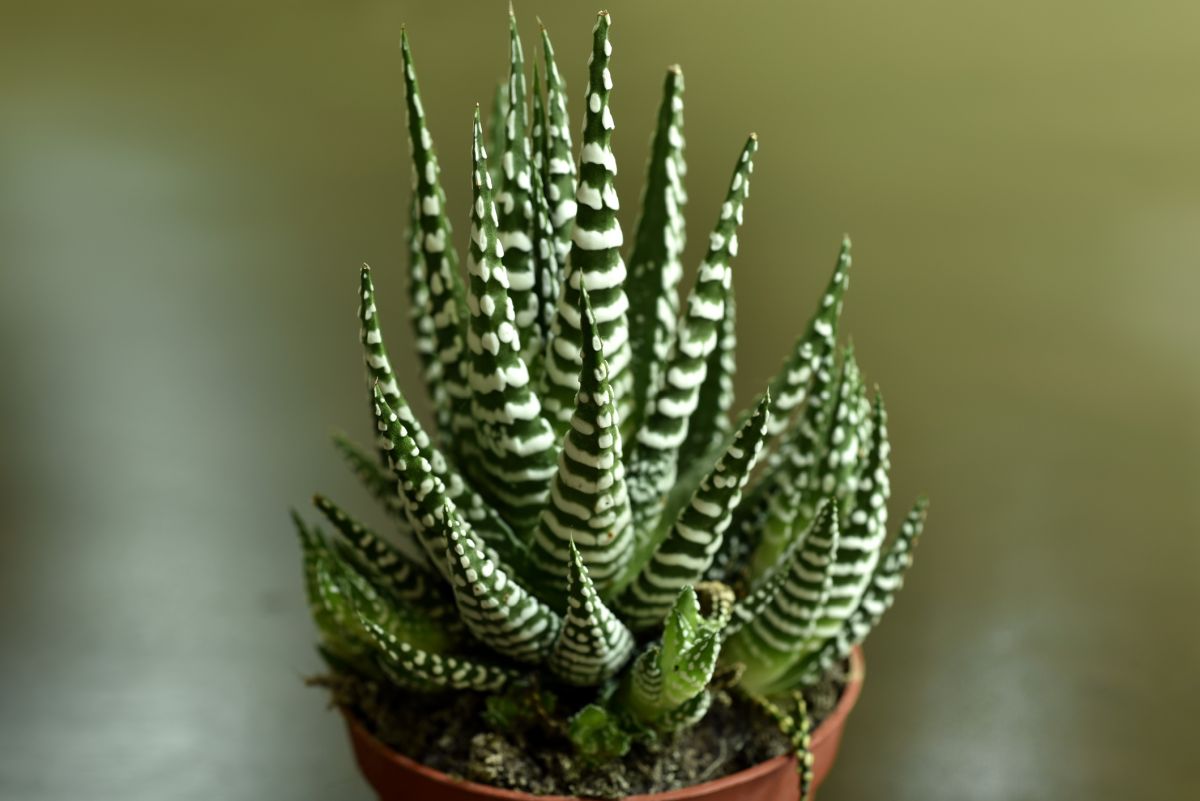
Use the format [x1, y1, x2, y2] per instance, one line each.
[294, 9, 928, 793]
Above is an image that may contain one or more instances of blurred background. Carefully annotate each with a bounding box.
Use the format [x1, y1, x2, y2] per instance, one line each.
[2, 1, 1197, 799]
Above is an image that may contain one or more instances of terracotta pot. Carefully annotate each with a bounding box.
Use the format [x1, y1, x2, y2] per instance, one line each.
[344, 646, 864, 801]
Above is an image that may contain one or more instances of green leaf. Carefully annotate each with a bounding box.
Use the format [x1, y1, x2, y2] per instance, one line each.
[723, 501, 840, 694]
[618, 586, 725, 730]
[626, 66, 687, 428]
[464, 110, 559, 532]
[548, 542, 635, 686]
[399, 30, 471, 452]
[312, 494, 449, 613]
[400, 194, 450, 441]
[569, 704, 632, 763]
[440, 501, 564, 664]
[626, 135, 757, 536]
[330, 433, 427, 570]
[680, 288, 736, 469]
[371, 385, 524, 573]
[360, 616, 515, 693]
[294, 512, 453, 676]
[486, 80, 508, 188]
[811, 390, 889, 639]
[715, 239, 852, 580]
[746, 346, 863, 579]
[538, 22, 576, 274]
[540, 12, 634, 434]
[528, 291, 634, 598]
[778, 497, 927, 692]
[763, 236, 852, 445]
[497, 13, 541, 365]
[529, 62, 562, 352]
[619, 394, 770, 630]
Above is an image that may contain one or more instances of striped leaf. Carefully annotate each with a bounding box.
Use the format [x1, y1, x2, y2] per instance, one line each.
[548, 542, 635, 686]
[294, 512, 363, 662]
[818, 347, 869, 503]
[465, 110, 559, 532]
[401, 194, 449, 440]
[330, 433, 428, 569]
[747, 346, 863, 579]
[399, 31, 472, 452]
[372, 386, 523, 576]
[620, 395, 770, 630]
[680, 288, 736, 469]
[530, 153, 562, 353]
[723, 501, 840, 694]
[529, 64, 562, 353]
[708, 241, 851, 581]
[743, 691, 816, 800]
[627, 135, 757, 535]
[626, 66, 687, 427]
[763, 236, 852, 445]
[528, 291, 633, 599]
[777, 497, 927, 692]
[809, 388, 886, 640]
[359, 264, 420, 459]
[295, 515, 451, 671]
[539, 22, 576, 273]
[622, 586, 724, 729]
[361, 617, 515, 693]
[440, 501, 564, 664]
[541, 12, 633, 433]
[486, 80, 508, 188]
[312, 494, 447, 611]
[497, 14, 541, 365]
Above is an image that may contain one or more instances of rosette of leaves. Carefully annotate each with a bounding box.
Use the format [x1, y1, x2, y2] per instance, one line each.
[294, 9, 928, 795]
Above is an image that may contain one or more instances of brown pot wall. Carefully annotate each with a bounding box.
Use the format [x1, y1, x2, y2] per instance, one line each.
[343, 647, 864, 801]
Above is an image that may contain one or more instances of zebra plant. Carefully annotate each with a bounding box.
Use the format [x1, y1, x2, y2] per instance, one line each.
[295, 9, 928, 795]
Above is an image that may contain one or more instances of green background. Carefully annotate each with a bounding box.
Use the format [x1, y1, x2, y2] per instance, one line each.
[2, 1, 1197, 798]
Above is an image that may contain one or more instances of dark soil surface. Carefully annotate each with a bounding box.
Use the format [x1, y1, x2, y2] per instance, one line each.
[318, 664, 847, 799]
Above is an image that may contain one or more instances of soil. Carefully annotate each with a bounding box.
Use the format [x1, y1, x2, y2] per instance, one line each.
[316, 660, 848, 799]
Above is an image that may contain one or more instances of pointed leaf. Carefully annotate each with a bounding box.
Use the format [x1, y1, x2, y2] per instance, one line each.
[619, 585, 723, 729]
[541, 12, 634, 433]
[811, 389, 888, 639]
[718, 239, 853, 579]
[626, 135, 757, 535]
[331, 433, 428, 569]
[372, 386, 524, 574]
[747, 346, 863, 578]
[782, 498, 927, 691]
[724, 502, 840, 694]
[620, 394, 770, 630]
[465, 110, 559, 531]
[401, 195, 451, 441]
[361, 617, 516, 692]
[400, 30, 472, 451]
[529, 62, 561, 352]
[548, 542, 635, 686]
[679, 287, 736, 469]
[626, 66, 687, 427]
[440, 501, 564, 664]
[764, 236, 852, 444]
[528, 292, 633, 598]
[496, 15, 541, 364]
[486, 80, 508, 187]
[312, 494, 447, 611]
[539, 23, 576, 271]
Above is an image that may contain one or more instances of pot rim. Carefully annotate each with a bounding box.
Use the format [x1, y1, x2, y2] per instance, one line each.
[343, 645, 864, 801]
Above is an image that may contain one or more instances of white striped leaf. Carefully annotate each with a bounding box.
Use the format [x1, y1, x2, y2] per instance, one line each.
[548, 542, 635, 686]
